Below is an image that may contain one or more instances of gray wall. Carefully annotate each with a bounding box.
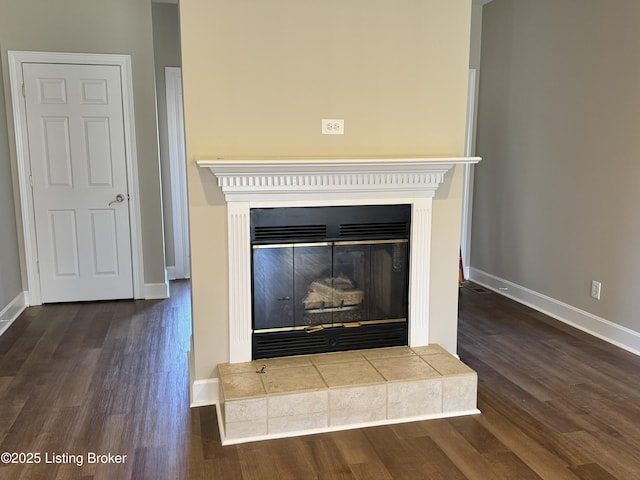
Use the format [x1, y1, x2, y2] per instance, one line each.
[152, 3, 182, 270]
[469, 5, 483, 72]
[0, 0, 166, 294]
[0, 58, 22, 312]
[472, 0, 640, 332]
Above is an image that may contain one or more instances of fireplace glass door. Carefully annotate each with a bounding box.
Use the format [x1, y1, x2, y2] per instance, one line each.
[253, 240, 408, 332]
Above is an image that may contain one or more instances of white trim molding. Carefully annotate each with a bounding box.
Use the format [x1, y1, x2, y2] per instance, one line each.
[199, 156, 479, 203]
[165, 67, 190, 280]
[189, 347, 220, 407]
[191, 379, 220, 408]
[0, 292, 28, 336]
[469, 268, 640, 356]
[199, 156, 480, 363]
[143, 269, 170, 299]
[461, 69, 478, 279]
[7, 50, 144, 304]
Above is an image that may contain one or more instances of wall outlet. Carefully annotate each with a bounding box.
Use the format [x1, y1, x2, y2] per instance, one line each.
[591, 280, 602, 300]
[322, 119, 344, 135]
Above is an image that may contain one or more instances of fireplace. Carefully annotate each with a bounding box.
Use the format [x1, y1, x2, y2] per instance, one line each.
[251, 204, 410, 358]
[197, 156, 480, 364]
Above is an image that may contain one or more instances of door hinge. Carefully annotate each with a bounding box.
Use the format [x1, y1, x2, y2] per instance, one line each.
[21, 84, 25, 97]
[36, 260, 40, 273]
[29, 175, 33, 187]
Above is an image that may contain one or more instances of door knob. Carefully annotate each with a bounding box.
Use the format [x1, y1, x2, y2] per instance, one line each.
[109, 194, 126, 206]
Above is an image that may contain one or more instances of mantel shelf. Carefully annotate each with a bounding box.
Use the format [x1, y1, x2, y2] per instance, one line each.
[197, 156, 481, 202]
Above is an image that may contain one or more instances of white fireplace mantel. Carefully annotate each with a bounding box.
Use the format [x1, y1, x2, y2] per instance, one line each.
[198, 156, 480, 363]
[198, 156, 480, 202]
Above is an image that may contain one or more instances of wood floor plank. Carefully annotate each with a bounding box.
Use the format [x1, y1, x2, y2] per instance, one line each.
[568, 463, 619, 480]
[348, 461, 394, 480]
[421, 419, 500, 480]
[299, 437, 354, 478]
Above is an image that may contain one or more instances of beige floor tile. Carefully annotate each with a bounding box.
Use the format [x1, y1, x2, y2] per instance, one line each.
[316, 360, 385, 388]
[329, 384, 387, 426]
[443, 374, 478, 412]
[370, 355, 441, 382]
[224, 397, 267, 423]
[253, 355, 314, 370]
[262, 365, 327, 394]
[267, 390, 328, 417]
[410, 344, 449, 357]
[387, 379, 442, 418]
[361, 346, 416, 360]
[309, 351, 366, 366]
[268, 412, 328, 434]
[220, 371, 266, 400]
[225, 418, 267, 439]
[218, 361, 259, 376]
[218, 345, 478, 442]
[422, 354, 476, 376]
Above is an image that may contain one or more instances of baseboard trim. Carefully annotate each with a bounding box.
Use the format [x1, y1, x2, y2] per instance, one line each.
[191, 379, 219, 407]
[143, 280, 169, 300]
[468, 268, 640, 356]
[167, 265, 190, 281]
[0, 291, 28, 336]
[188, 348, 220, 407]
[167, 266, 176, 281]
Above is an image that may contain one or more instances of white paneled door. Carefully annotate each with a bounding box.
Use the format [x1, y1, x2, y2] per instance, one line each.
[23, 63, 133, 302]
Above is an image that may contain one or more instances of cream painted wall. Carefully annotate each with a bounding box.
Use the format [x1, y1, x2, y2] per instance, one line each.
[180, 0, 473, 381]
[0, 0, 166, 289]
[473, 0, 640, 332]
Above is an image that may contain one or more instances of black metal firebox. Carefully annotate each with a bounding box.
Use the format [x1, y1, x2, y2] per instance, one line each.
[251, 204, 410, 359]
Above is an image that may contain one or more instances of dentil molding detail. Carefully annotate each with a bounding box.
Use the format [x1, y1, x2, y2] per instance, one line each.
[197, 157, 481, 201]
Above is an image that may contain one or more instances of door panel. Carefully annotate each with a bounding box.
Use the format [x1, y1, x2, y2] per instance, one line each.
[84, 117, 114, 186]
[23, 63, 133, 302]
[42, 116, 73, 187]
[49, 209, 80, 277]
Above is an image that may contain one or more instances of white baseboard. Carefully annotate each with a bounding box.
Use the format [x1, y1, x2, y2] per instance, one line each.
[167, 266, 176, 281]
[166, 265, 190, 281]
[143, 280, 169, 300]
[468, 268, 640, 356]
[188, 348, 220, 407]
[191, 378, 219, 408]
[463, 265, 471, 281]
[0, 291, 28, 336]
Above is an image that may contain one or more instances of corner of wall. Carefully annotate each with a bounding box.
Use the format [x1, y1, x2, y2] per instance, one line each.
[0, 291, 28, 336]
[469, 268, 640, 357]
[189, 345, 219, 407]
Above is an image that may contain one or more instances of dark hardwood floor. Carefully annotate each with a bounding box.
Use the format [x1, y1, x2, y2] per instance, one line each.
[2, 281, 640, 479]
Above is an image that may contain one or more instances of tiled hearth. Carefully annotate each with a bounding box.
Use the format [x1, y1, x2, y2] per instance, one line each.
[216, 345, 479, 445]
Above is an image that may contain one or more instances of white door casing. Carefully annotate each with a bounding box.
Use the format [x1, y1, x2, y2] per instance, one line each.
[461, 69, 478, 279]
[8, 51, 144, 305]
[165, 67, 190, 280]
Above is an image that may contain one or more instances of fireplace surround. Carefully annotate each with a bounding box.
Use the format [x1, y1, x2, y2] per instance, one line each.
[198, 156, 480, 363]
